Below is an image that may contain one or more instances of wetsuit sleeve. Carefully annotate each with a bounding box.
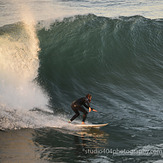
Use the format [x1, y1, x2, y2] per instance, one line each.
[83, 103, 89, 109]
[83, 98, 90, 109]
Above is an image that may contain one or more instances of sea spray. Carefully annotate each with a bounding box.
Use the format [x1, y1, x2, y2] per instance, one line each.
[0, 3, 50, 129]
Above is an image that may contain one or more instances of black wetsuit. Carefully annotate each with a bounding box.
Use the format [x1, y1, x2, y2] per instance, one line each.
[70, 97, 91, 122]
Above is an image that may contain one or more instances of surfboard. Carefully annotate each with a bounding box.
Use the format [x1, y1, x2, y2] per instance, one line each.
[74, 123, 109, 128]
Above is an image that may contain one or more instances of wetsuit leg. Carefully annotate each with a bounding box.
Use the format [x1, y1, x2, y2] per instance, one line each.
[70, 104, 80, 122]
[78, 106, 88, 122]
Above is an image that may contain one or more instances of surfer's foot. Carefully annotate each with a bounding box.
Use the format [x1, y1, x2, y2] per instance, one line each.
[81, 122, 85, 125]
[68, 120, 71, 123]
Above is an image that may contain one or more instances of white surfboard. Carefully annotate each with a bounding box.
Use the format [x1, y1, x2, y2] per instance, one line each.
[74, 123, 109, 128]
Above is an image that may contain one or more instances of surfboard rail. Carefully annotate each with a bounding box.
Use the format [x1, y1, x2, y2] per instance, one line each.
[74, 123, 109, 128]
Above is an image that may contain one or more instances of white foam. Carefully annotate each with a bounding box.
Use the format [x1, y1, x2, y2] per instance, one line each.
[0, 1, 54, 129]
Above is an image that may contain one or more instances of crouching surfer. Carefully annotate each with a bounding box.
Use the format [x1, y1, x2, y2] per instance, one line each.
[68, 94, 97, 124]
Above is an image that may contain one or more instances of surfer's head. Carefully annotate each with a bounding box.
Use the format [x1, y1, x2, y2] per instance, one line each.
[86, 94, 92, 102]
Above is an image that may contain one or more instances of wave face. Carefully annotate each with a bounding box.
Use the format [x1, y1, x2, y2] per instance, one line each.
[38, 14, 163, 123]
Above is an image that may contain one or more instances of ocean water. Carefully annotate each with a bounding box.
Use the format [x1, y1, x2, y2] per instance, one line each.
[0, 0, 163, 162]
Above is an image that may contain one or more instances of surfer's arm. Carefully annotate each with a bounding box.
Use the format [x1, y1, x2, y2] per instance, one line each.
[83, 100, 90, 109]
[90, 107, 97, 112]
[83, 98, 97, 112]
[92, 109, 97, 112]
[83, 103, 92, 112]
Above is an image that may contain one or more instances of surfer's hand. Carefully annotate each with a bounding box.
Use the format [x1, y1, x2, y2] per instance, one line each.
[89, 107, 91, 112]
[92, 109, 97, 112]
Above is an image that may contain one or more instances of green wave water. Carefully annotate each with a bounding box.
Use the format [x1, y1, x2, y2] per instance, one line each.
[38, 15, 163, 121]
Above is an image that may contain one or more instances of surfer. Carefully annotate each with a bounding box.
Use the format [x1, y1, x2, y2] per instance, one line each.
[68, 94, 97, 124]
